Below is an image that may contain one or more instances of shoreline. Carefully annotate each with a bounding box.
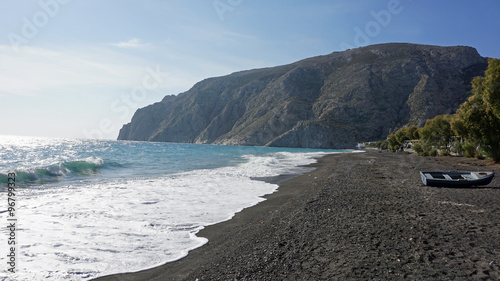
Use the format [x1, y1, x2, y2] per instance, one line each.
[93, 152, 328, 281]
[95, 151, 500, 280]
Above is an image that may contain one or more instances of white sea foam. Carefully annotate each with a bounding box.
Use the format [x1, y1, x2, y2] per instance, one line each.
[0, 150, 333, 280]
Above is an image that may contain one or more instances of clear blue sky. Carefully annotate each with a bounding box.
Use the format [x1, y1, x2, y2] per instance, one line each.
[1, 0, 499, 139]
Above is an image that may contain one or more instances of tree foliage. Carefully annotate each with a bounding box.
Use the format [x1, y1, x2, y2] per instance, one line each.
[452, 59, 500, 162]
[483, 59, 500, 120]
[387, 134, 399, 152]
[420, 115, 454, 152]
[387, 126, 419, 152]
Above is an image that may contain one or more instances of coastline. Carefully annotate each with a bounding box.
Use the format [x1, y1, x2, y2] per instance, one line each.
[95, 151, 500, 280]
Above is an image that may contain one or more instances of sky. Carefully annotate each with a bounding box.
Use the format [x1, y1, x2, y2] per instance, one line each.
[1, 0, 499, 139]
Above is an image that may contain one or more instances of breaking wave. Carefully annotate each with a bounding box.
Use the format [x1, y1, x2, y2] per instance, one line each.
[0, 157, 113, 184]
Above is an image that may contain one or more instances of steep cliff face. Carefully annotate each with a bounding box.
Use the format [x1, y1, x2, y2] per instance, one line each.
[118, 43, 488, 148]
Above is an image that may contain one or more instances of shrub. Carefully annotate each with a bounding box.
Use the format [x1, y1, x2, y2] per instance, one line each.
[439, 149, 451, 156]
[413, 143, 424, 155]
[476, 150, 486, 160]
[428, 148, 438, 157]
[451, 141, 464, 155]
[463, 143, 476, 158]
[377, 140, 388, 150]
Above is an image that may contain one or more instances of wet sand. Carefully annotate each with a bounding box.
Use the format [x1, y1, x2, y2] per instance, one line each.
[95, 151, 500, 280]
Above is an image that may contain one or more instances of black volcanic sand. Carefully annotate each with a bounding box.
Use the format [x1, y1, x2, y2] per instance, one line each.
[95, 151, 500, 281]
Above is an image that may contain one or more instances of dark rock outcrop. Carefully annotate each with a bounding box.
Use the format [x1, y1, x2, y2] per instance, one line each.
[118, 43, 488, 148]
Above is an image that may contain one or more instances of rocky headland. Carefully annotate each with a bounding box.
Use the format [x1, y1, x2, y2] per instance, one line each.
[118, 43, 488, 148]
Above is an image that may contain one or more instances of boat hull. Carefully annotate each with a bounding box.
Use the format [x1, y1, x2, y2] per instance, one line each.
[420, 171, 495, 188]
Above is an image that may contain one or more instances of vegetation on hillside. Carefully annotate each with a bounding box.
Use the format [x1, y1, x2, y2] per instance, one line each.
[385, 59, 500, 162]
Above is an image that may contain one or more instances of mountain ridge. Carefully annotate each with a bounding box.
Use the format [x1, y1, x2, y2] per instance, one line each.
[118, 43, 488, 148]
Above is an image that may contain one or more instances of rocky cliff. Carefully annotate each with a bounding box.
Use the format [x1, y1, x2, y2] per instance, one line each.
[118, 43, 488, 148]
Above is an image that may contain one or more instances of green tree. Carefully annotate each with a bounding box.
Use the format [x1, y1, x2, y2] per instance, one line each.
[393, 126, 419, 144]
[420, 115, 454, 153]
[452, 59, 500, 162]
[394, 129, 409, 145]
[483, 59, 500, 119]
[387, 134, 399, 152]
[405, 126, 419, 140]
[389, 126, 420, 152]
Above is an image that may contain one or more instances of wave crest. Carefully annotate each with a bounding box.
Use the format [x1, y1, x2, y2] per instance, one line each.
[1, 157, 107, 184]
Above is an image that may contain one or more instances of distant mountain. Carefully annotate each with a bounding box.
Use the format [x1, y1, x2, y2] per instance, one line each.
[118, 43, 488, 148]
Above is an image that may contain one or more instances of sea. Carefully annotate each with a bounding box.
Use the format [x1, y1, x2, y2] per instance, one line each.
[0, 135, 348, 280]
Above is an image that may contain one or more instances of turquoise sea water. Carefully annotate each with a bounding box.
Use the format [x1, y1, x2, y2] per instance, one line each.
[0, 135, 346, 280]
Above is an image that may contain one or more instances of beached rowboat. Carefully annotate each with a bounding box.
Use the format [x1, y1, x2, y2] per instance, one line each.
[420, 171, 495, 187]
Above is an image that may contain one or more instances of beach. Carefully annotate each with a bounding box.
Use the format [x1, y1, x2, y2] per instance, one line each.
[95, 151, 500, 280]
